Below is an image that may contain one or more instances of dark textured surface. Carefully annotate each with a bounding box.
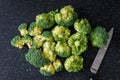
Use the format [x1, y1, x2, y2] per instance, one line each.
[0, 0, 120, 80]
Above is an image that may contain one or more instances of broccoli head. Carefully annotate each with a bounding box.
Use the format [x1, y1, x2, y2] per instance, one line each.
[55, 5, 78, 27]
[64, 55, 83, 72]
[28, 22, 42, 36]
[74, 19, 91, 34]
[41, 31, 53, 41]
[52, 25, 70, 41]
[43, 41, 56, 62]
[18, 23, 28, 36]
[21, 35, 32, 48]
[11, 36, 24, 49]
[53, 59, 63, 72]
[55, 41, 71, 58]
[32, 35, 44, 48]
[40, 63, 55, 76]
[25, 48, 49, 68]
[68, 33, 88, 56]
[36, 11, 56, 29]
[89, 26, 109, 47]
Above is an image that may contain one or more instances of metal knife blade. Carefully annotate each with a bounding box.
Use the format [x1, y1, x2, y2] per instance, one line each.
[90, 28, 114, 74]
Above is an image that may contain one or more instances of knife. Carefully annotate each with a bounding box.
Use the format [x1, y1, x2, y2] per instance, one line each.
[90, 28, 114, 80]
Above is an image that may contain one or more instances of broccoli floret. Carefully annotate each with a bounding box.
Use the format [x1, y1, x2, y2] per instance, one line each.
[74, 19, 91, 34]
[18, 23, 28, 36]
[89, 26, 109, 47]
[55, 5, 78, 27]
[53, 59, 63, 72]
[68, 33, 88, 56]
[36, 11, 56, 29]
[52, 25, 70, 41]
[41, 31, 53, 41]
[11, 36, 24, 49]
[21, 35, 32, 48]
[40, 63, 55, 76]
[64, 55, 83, 72]
[25, 48, 49, 68]
[55, 41, 71, 58]
[32, 35, 44, 48]
[42, 41, 56, 62]
[28, 22, 42, 36]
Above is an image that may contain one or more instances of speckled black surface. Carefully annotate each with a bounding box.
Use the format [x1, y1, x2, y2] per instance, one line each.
[0, 0, 120, 80]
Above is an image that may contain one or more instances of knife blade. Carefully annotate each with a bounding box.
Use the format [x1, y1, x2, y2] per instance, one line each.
[90, 28, 114, 74]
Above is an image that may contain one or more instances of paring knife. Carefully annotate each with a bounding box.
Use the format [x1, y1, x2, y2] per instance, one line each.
[90, 28, 114, 80]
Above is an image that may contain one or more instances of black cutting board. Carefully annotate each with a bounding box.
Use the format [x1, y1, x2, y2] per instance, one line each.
[0, 0, 120, 80]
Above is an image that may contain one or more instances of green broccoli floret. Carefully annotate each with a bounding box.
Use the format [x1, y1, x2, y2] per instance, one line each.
[55, 5, 78, 27]
[55, 41, 71, 58]
[36, 11, 56, 29]
[53, 59, 63, 72]
[25, 48, 49, 68]
[28, 22, 42, 36]
[40, 63, 55, 76]
[64, 55, 83, 72]
[32, 35, 44, 48]
[11, 36, 24, 49]
[18, 23, 28, 36]
[52, 25, 70, 41]
[74, 19, 91, 34]
[42, 41, 56, 62]
[89, 26, 109, 47]
[68, 33, 88, 56]
[41, 31, 53, 41]
[21, 35, 32, 48]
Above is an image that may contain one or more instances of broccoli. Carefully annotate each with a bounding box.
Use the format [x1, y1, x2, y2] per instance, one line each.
[55, 41, 71, 58]
[18, 23, 28, 36]
[32, 35, 44, 48]
[64, 55, 83, 72]
[36, 11, 56, 29]
[53, 59, 63, 72]
[89, 26, 109, 47]
[21, 35, 32, 48]
[40, 63, 55, 76]
[74, 19, 91, 34]
[11, 36, 24, 49]
[68, 33, 88, 56]
[42, 41, 56, 62]
[28, 22, 42, 36]
[41, 31, 53, 41]
[25, 48, 49, 68]
[52, 25, 70, 41]
[55, 5, 78, 27]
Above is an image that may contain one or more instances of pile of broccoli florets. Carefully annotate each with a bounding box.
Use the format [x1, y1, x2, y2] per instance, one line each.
[11, 5, 109, 76]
